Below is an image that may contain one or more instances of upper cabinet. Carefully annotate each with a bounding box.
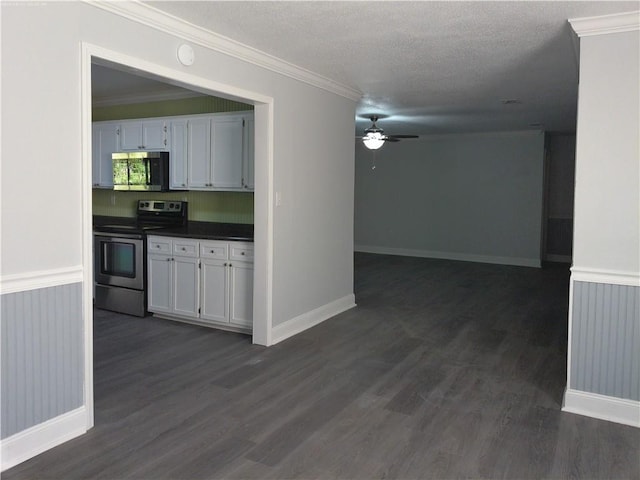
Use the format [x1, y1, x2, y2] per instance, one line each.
[172, 111, 254, 192]
[169, 120, 188, 189]
[92, 111, 254, 192]
[92, 122, 119, 188]
[185, 117, 212, 189]
[243, 116, 255, 191]
[120, 119, 168, 151]
[211, 115, 244, 189]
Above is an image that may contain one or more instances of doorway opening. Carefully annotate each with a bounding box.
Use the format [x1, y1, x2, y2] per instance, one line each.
[81, 43, 274, 429]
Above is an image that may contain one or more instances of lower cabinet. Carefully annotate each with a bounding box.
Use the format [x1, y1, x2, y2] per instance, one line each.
[147, 235, 253, 331]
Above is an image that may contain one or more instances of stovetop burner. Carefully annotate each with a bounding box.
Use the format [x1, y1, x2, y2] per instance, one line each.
[94, 200, 188, 235]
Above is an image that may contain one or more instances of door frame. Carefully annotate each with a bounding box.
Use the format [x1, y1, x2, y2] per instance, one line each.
[80, 42, 275, 429]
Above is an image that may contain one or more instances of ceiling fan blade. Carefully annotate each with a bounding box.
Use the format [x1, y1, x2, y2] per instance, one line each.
[385, 137, 400, 142]
[387, 134, 419, 139]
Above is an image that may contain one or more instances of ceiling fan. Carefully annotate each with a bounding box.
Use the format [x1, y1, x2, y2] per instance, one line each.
[358, 115, 419, 150]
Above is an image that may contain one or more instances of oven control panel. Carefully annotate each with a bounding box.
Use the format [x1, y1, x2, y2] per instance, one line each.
[138, 200, 185, 213]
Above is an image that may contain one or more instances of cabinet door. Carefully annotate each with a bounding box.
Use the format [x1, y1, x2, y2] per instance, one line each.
[243, 116, 255, 190]
[170, 120, 188, 189]
[142, 120, 167, 150]
[92, 123, 119, 188]
[200, 258, 228, 323]
[229, 262, 253, 328]
[121, 121, 167, 150]
[119, 122, 143, 151]
[187, 118, 211, 188]
[148, 253, 172, 314]
[211, 116, 244, 189]
[173, 256, 200, 318]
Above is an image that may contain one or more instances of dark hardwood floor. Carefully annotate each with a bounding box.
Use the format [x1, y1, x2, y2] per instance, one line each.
[5, 253, 639, 479]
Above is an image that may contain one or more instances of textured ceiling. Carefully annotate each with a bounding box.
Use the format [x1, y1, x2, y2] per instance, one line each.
[100, 1, 639, 136]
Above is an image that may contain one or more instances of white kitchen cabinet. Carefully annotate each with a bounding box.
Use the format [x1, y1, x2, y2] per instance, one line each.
[201, 239, 253, 328]
[92, 122, 119, 188]
[147, 236, 253, 331]
[211, 115, 244, 189]
[147, 237, 199, 319]
[243, 115, 255, 191]
[200, 258, 228, 323]
[186, 118, 212, 189]
[183, 113, 253, 191]
[229, 261, 254, 328]
[120, 119, 167, 151]
[93, 111, 254, 192]
[172, 256, 200, 318]
[147, 252, 172, 314]
[170, 120, 188, 189]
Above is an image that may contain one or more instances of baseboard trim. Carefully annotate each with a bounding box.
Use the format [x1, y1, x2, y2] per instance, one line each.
[562, 388, 640, 428]
[271, 294, 356, 345]
[1, 407, 88, 472]
[544, 254, 572, 263]
[355, 245, 541, 268]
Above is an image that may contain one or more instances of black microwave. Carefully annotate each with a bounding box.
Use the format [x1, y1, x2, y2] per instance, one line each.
[112, 151, 170, 191]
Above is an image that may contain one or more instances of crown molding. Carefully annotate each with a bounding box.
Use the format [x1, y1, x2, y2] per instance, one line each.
[85, 0, 362, 102]
[93, 88, 206, 108]
[569, 10, 639, 37]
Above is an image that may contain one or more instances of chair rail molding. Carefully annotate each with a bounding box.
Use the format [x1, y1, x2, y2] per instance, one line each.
[0, 266, 84, 295]
[570, 266, 640, 287]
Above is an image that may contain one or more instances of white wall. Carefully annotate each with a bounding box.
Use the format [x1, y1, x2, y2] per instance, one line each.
[563, 23, 640, 427]
[0, 2, 356, 330]
[572, 30, 640, 275]
[1, 2, 357, 462]
[354, 132, 545, 267]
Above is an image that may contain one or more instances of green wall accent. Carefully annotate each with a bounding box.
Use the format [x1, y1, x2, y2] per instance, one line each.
[93, 96, 253, 121]
[93, 189, 254, 224]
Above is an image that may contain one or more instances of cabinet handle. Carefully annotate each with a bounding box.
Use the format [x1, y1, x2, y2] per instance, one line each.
[229, 263, 232, 267]
[182, 183, 186, 187]
[166, 258, 171, 262]
[241, 252, 245, 256]
[210, 250, 215, 253]
[182, 247, 186, 251]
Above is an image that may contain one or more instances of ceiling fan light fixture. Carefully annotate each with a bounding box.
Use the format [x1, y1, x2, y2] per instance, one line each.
[362, 132, 385, 150]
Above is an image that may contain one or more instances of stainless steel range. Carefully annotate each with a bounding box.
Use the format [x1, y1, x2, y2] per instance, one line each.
[94, 200, 188, 316]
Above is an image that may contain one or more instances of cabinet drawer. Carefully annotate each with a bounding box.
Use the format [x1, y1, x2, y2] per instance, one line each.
[229, 243, 254, 262]
[173, 239, 199, 257]
[200, 241, 228, 260]
[148, 237, 172, 254]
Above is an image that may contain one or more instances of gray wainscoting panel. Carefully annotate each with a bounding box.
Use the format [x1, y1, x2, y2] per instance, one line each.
[1, 283, 84, 439]
[571, 281, 640, 401]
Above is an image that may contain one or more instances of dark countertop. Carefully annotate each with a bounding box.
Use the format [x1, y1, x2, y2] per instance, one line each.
[93, 216, 254, 242]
